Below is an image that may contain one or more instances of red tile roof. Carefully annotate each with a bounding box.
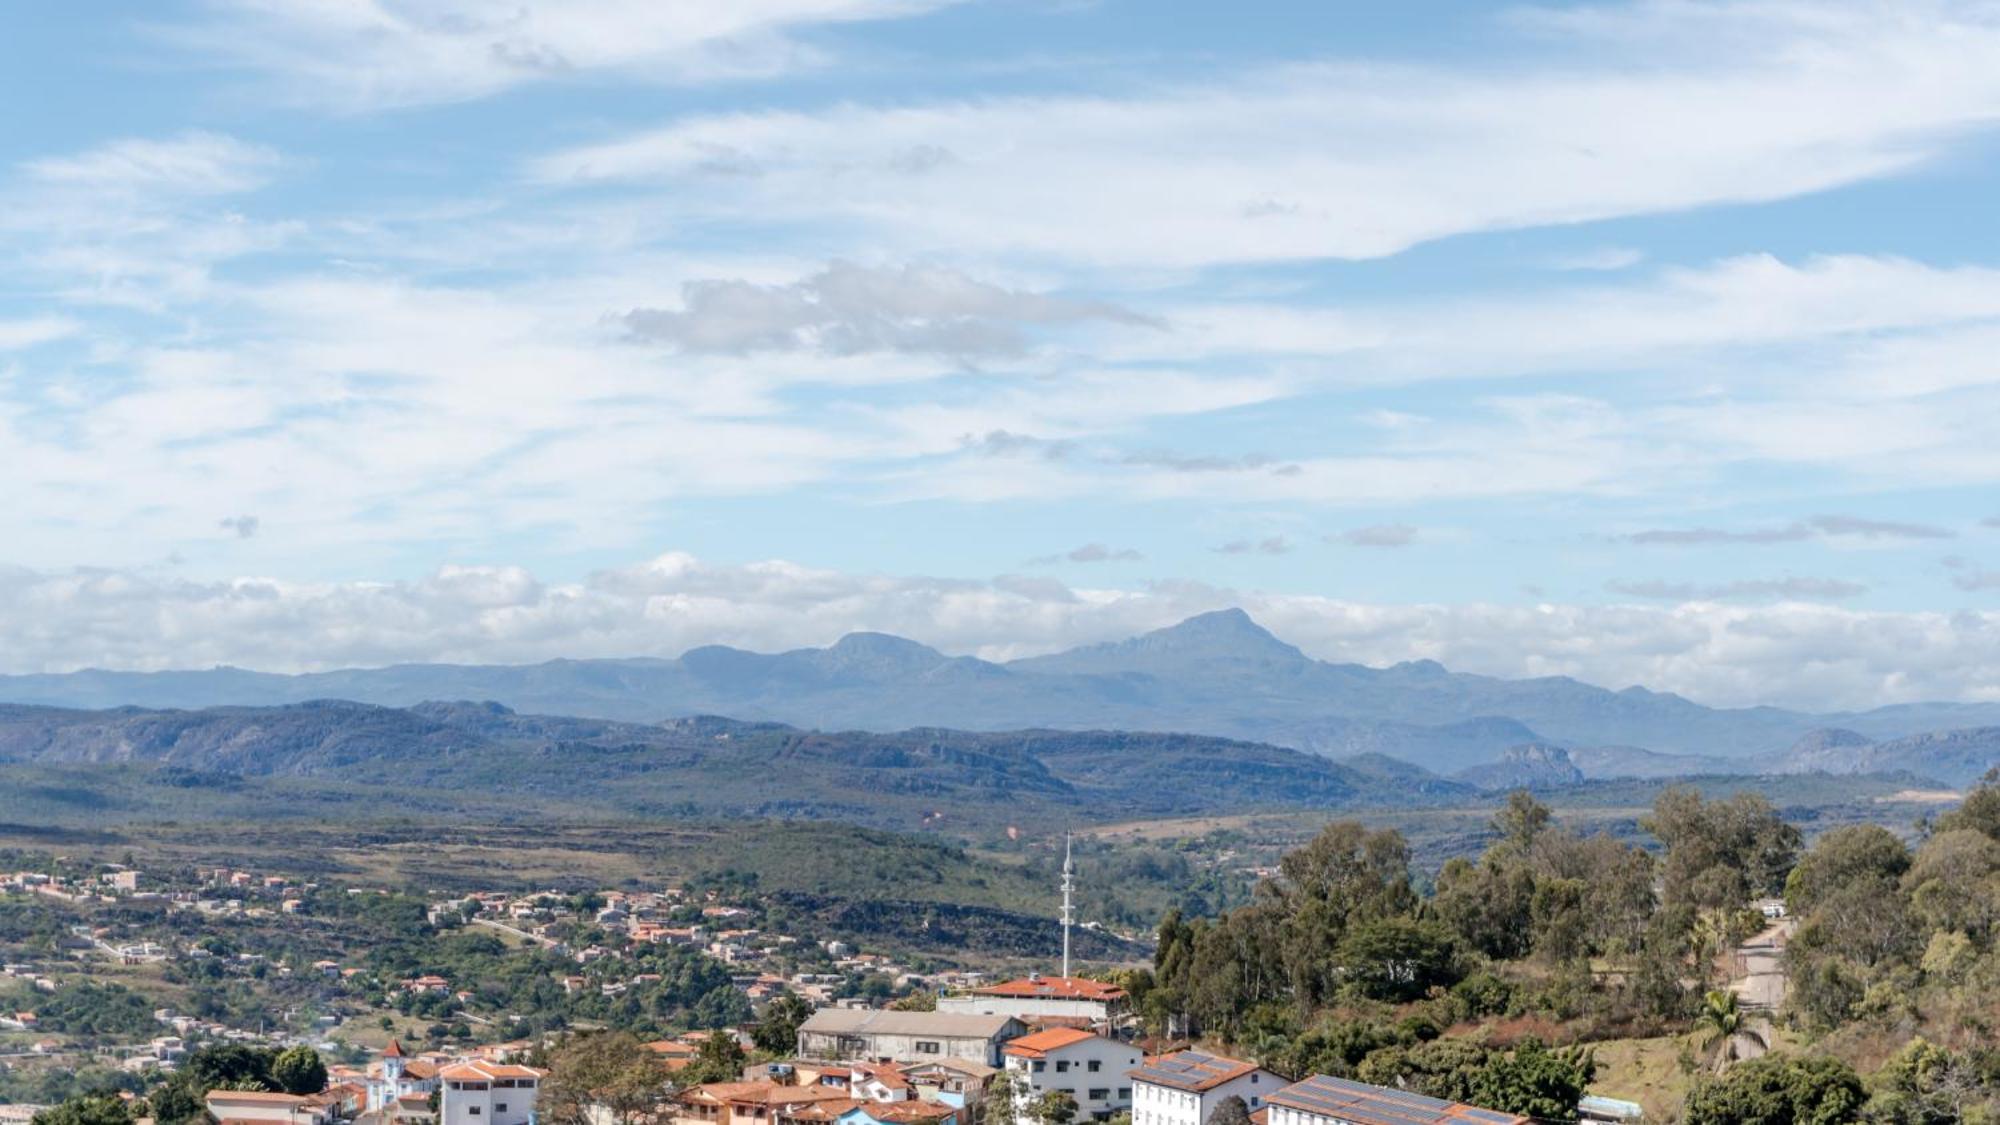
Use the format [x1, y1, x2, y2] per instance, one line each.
[977, 977, 1126, 1002]
[1003, 1027, 1101, 1058]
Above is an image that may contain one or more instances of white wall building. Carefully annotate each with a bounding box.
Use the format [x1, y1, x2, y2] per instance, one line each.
[797, 1010, 1025, 1067]
[439, 1061, 544, 1125]
[367, 1041, 440, 1112]
[1001, 1029, 1141, 1123]
[1129, 1051, 1283, 1125]
[937, 976, 1128, 1026]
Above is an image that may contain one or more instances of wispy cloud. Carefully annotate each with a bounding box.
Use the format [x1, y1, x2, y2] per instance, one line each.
[218, 515, 261, 540]
[1330, 524, 1418, 548]
[159, 0, 966, 110]
[1214, 536, 1293, 556]
[1628, 514, 1955, 545]
[621, 260, 1153, 357]
[1030, 543, 1144, 565]
[23, 131, 280, 197]
[1606, 577, 1867, 602]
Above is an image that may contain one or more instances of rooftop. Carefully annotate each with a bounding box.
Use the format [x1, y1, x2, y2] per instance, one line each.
[1266, 1076, 1529, 1125]
[1003, 1028, 1101, 1058]
[1130, 1051, 1262, 1092]
[975, 976, 1127, 1002]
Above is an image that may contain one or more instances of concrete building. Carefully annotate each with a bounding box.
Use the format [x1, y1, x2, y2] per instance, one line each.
[1129, 1051, 1283, 1125]
[1265, 1076, 1527, 1125]
[438, 1061, 544, 1125]
[366, 1041, 440, 1112]
[797, 1010, 1024, 1067]
[938, 977, 1128, 1026]
[1001, 1029, 1141, 1122]
[203, 1090, 330, 1125]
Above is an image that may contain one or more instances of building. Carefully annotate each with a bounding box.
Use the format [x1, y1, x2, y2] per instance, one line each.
[1129, 1051, 1283, 1125]
[366, 1041, 440, 1112]
[438, 1061, 544, 1125]
[676, 1082, 859, 1125]
[797, 1010, 1025, 1067]
[204, 1090, 330, 1125]
[937, 976, 1129, 1026]
[1001, 1029, 1141, 1122]
[1264, 1076, 1528, 1125]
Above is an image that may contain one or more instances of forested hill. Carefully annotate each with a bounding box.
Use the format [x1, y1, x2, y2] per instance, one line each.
[12, 610, 2000, 772]
[0, 700, 1475, 831]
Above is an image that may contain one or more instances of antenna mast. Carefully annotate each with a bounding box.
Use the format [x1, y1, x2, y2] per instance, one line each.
[1060, 830, 1075, 979]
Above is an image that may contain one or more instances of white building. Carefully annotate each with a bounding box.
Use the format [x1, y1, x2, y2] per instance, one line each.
[937, 976, 1128, 1026]
[797, 1010, 1025, 1067]
[1001, 1029, 1141, 1123]
[1265, 1075, 1527, 1125]
[1129, 1051, 1283, 1125]
[367, 1041, 440, 1112]
[203, 1090, 330, 1125]
[439, 1061, 544, 1125]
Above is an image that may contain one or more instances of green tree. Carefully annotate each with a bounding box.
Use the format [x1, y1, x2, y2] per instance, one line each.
[680, 1030, 748, 1085]
[144, 1076, 211, 1125]
[1690, 990, 1764, 1073]
[32, 1094, 135, 1125]
[753, 991, 815, 1054]
[1681, 1054, 1865, 1125]
[541, 1032, 673, 1125]
[1471, 1039, 1594, 1122]
[1205, 1096, 1252, 1125]
[270, 1047, 327, 1096]
[1032, 1091, 1078, 1125]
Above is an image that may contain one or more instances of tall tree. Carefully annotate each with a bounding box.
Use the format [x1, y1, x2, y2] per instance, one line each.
[270, 1046, 327, 1096]
[541, 1032, 674, 1125]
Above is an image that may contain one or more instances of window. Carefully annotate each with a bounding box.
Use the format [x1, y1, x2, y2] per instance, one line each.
[497, 1106, 509, 1114]
[1118, 1089, 1131, 1101]
[1089, 1090, 1109, 1102]
[1056, 1061, 1070, 1073]
[468, 1109, 482, 1117]
[917, 1042, 941, 1055]
[1033, 1062, 1046, 1073]
[1088, 1061, 1101, 1073]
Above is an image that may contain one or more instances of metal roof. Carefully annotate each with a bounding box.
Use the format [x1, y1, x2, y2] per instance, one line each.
[1129, 1051, 1262, 1093]
[1267, 1075, 1528, 1125]
[799, 1009, 1022, 1039]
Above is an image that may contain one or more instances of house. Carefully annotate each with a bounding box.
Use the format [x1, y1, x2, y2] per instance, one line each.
[1264, 1075, 1528, 1125]
[366, 1041, 441, 1112]
[1002, 1029, 1141, 1122]
[938, 977, 1128, 1026]
[438, 1060, 544, 1125]
[204, 1090, 330, 1125]
[797, 1010, 1025, 1067]
[897, 1059, 996, 1109]
[1130, 1051, 1283, 1125]
[674, 1081, 858, 1125]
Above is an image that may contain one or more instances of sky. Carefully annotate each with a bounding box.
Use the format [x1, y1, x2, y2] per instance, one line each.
[5, 0, 2000, 710]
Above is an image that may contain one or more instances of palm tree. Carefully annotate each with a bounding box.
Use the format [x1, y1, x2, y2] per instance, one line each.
[1690, 989, 1765, 1072]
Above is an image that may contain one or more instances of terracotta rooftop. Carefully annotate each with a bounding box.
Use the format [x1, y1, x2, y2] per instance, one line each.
[976, 976, 1126, 1002]
[1003, 1027, 1101, 1058]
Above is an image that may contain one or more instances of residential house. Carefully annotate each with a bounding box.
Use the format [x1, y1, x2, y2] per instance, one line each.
[1129, 1051, 1283, 1125]
[1263, 1076, 1528, 1125]
[1001, 1029, 1141, 1122]
[438, 1060, 544, 1125]
[796, 1010, 1024, 1067]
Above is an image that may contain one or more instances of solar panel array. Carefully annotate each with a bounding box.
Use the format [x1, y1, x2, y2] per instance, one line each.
[1267, 1075, 1526, 1125]
[1130, 1051, 1255, 1091]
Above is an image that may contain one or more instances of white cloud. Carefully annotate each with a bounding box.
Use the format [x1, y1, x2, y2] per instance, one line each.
[22, 131, 280, 197]
[535, 3, 2000, 267]
[163, 0, 963, 110]
[5, 550, 2000, 711]
[0, 317, 81, 351]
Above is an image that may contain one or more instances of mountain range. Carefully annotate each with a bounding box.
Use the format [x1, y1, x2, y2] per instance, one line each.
[6, 608, 2000, 779]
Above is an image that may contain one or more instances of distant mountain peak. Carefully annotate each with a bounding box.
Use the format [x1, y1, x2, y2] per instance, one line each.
[1134, 609, 1306, 659]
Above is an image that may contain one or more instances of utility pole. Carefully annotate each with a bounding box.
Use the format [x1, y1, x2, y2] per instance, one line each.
[1060, 830, 1074, 980]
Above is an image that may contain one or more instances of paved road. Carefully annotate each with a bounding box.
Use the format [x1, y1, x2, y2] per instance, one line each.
[470, 916, 560, 949]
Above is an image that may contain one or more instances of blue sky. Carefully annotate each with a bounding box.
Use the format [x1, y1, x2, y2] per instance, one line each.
[5, 0, 2000, 709]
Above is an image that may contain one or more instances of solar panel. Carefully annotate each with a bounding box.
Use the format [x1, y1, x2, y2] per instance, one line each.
[1267, 1075, 1526, 1125]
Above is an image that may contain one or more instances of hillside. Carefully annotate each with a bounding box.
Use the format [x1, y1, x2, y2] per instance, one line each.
[0, 700, 1475, 834]
[8, 610, 2000, 770]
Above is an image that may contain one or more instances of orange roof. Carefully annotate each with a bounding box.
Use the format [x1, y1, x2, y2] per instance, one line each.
[206, 1092, 310, 1105]
[977, 977, 1126, 1002]
[440, 1062, 544, 1082]
[1003, 1027, 1101, 1058]
[686, 1084, 856, 1108]
[384, 1040, 405, 1058]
